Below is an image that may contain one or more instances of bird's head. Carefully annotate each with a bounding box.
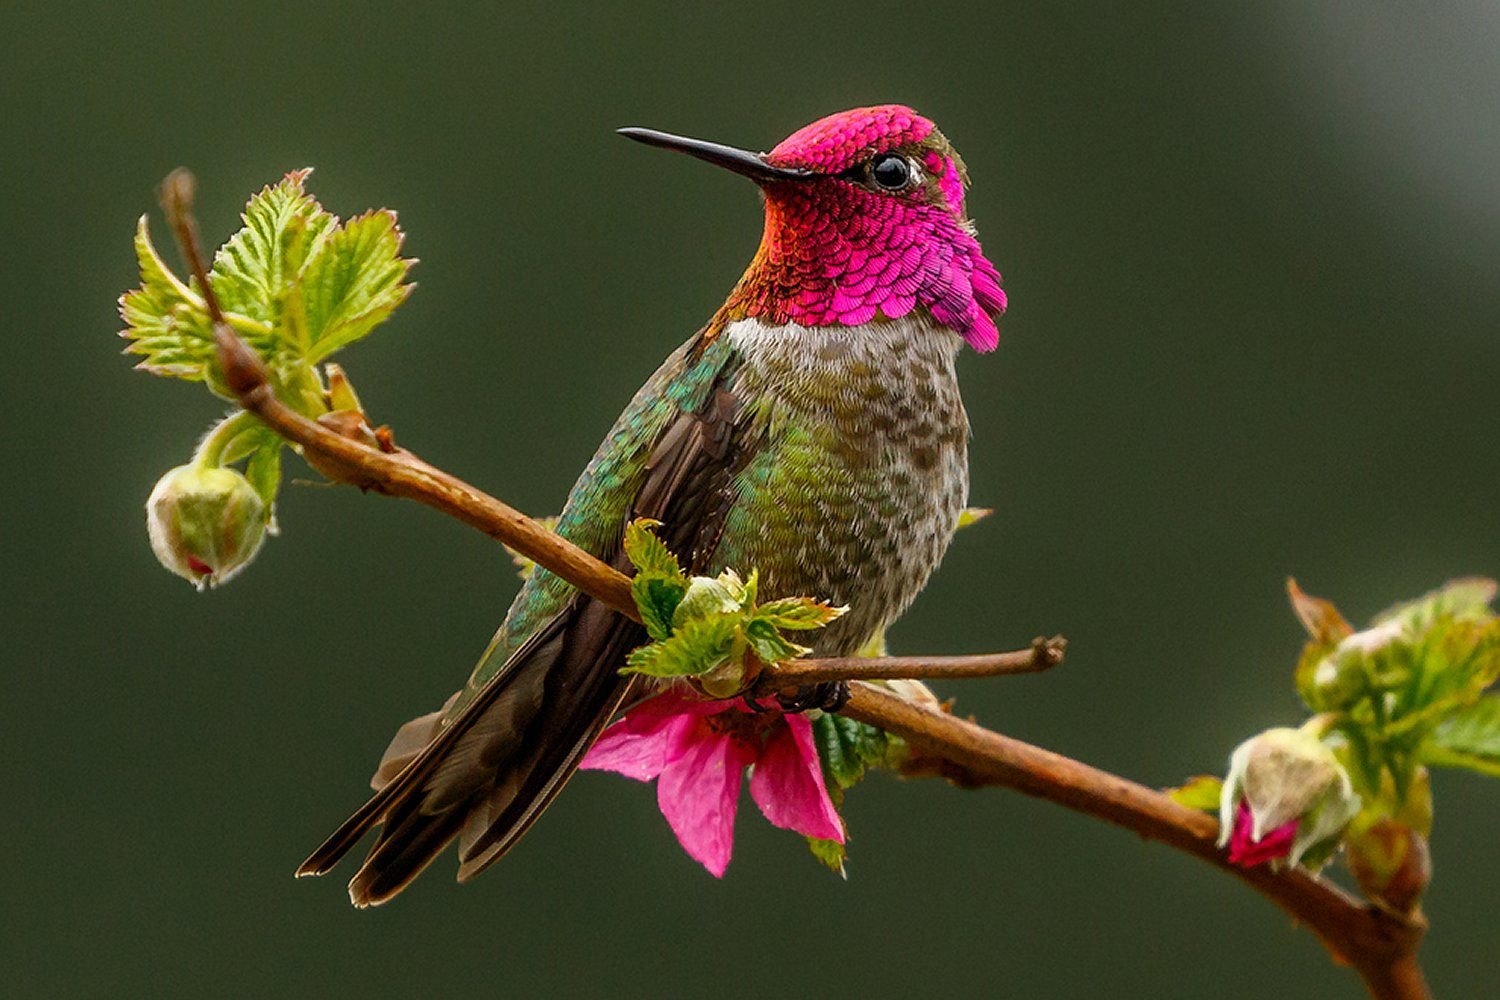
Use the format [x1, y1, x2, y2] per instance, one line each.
[620, 105, 1006, 352]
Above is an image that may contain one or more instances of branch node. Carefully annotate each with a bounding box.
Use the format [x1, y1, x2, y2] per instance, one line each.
[1033, 633, 1068, 669]
[213, 323, 271, 399]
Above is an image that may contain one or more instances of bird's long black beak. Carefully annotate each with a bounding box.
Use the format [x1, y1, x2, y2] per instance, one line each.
[617, 127, 811, 183]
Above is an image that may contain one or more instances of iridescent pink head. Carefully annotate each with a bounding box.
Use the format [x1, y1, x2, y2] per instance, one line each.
[619, 105, 1007, 352]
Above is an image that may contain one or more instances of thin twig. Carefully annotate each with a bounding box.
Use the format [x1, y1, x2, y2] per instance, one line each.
[157, 172, 1430, 1000]
[772, 635, 1066, 689]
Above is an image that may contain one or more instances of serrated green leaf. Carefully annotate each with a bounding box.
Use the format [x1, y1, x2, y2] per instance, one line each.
[743, 617, 810, 665]
[1374, 577, 1498, 631]
[806, 836, 847, 876]
[622, 520, 690, 641]
[210, 170, 336, 327]
[623, 519, 684, 579]
[621, 641, 666, 676]
[622, 614, 738, 677]
[755, 596, 847, 630]
[1429, 695, 1500, 762]
[813, 713, 903, 790]
[119, 217, 220, 381]
[303, 210, 415, 361]
[1165, 775, 1224, 813]
[121, 170, 414, 389]
[636, 576, 689, 642]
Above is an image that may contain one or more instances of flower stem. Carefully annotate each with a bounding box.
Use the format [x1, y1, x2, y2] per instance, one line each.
[191, 409, 260, 469]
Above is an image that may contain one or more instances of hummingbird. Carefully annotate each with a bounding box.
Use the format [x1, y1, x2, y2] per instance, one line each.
[298, 105, 1007, 905]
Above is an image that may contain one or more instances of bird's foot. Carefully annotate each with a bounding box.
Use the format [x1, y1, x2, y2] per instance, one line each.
[774, 680, 851, 714]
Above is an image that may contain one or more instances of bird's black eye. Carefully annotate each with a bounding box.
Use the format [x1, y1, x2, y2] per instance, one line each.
[869, 153, 912, 191]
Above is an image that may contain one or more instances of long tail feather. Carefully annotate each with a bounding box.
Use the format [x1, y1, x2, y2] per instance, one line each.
[297, 597, 642, 905]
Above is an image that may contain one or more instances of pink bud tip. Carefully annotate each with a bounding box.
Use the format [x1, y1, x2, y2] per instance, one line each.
[1226, 799, 1299, 867]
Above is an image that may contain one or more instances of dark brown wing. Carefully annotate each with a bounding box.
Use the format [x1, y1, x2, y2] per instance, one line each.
[296, 383, 757, 906]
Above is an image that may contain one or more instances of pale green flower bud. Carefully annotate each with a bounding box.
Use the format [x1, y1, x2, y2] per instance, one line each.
[146, 464, 266, 590]
[1346, 815, 1431, 913]
[697, 659, 748, 699]
[1307, 620, 1404, 711]
[672, 572, 746, 627]
[1217, 724, 1360, 870]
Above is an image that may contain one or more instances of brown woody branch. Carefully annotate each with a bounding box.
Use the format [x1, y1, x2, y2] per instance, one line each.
[756, 635, 1066, 692]
[159, 171, 1429, 1000]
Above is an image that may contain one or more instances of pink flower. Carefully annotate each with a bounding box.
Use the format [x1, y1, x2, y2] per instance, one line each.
[1226, 799, 1299, 867]
[580, 690, 845, 877]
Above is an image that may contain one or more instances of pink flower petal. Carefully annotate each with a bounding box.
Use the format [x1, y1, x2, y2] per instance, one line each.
[627, 689, 730, 721]
[580, 690, 729, 780]
[748, 715, 845, 843]
[580, 712, 689, 781]
[657, 719, 753, 877]
[1227, 799, 1298, 867]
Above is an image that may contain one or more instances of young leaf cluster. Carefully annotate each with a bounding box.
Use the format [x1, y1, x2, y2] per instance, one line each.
[615, 516, 998, 874]
[1292, 578, 1500, 795]
[121, 170, 413, 395]
[1173, 579, 1500, 909]
[120, 171, 414, 586]
[620, 519, 846, 688]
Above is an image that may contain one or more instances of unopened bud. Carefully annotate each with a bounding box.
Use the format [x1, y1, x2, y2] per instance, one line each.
[146, 464, 266, 590]
[1307, 620, 1403, 710]
[697, 659, 748, 699]
[1346, 816, 1431, 913]
[673, 573, 746, 627]
[1218, 724, 1360, 870]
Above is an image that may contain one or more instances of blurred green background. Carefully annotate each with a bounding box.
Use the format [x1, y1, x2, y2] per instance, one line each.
[5, 3, 1498, 997]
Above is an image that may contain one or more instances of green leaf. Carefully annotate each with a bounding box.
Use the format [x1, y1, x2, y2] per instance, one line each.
[623, 519, 683, 579]
[1288, 580, 1358, 709]
[302, 210, 415, 361]
[636, 576, 690, 642]
[755, 596, 848, 631]
[742, 617, 810, 665]
[813, 713, 905, 790]
[805, 836, 847, 876]
[853, 628, 889, 659]
[623, 519, 689, 641]
[618, 533, 846, 679]
[209, 170, 336, 328]
[1427, 695, 1500, 770]
[1419, 746, 1500, 778]
[119, 217, 220, 380]
[1165, 775, 1223, 813]
[622, 614, 738, 677]
[121, 170, 414, 387]
[1374, 577, 1498, 631]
